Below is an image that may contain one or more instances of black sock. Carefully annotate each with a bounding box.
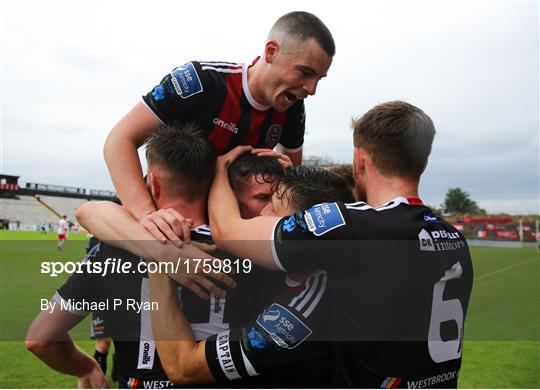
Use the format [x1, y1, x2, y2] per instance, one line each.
[93, 350, 108, 373]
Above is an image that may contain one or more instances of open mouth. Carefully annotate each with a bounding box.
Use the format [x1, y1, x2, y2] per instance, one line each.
[284, 92, 298, 104]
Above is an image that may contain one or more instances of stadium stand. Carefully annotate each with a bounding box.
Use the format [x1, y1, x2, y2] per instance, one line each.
[38, 196, 87, 220]
[0, 196, 59, 225]
[0, 174, 118, 231]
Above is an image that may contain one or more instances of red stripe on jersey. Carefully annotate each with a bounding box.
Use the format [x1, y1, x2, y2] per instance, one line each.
[242, 109, 267, 146]
[208, 73, 243, 154]
[391, 378, 402, 388]
[407, 198, 424, 206]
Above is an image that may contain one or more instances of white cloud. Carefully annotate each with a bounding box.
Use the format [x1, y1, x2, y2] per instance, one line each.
[1, 0, 538, 214]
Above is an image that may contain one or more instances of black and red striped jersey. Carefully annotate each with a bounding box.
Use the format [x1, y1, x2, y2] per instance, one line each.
[270, 197, 474, 388]
[142, 59, 305, 155]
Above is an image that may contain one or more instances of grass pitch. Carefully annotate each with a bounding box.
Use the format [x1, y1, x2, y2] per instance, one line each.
[0, 231, 538, 388]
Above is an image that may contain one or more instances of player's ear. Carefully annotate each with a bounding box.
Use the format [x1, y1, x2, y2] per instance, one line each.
[264, 40, 280, 63]
[353, 147, 365, 177]
[148, 172, 160, 202]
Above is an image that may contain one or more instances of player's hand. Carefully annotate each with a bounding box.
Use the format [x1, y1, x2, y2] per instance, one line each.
[168, 270, 236, 300]
[77, 364, 110, 388]
[217, 145, 252, 171]
[139, 209, 192, 246]
[251, 148, 293, 168]
[160, 244, 236, 300]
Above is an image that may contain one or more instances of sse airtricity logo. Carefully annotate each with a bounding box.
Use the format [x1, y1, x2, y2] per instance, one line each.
[262, 309, 280, 322]
[256, 304, 312, 349]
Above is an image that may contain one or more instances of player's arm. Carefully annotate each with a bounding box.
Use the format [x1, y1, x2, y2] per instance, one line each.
[104, 102, 161, 220]
[76, 201, 168, 258]
[104, 103, 191, 242]
[150, 269, 328, 385]
[25, 301, 109, 388]
[276, 100, 305, 166]
[76, 201, 190, 251]
[148, 272, 214, 384]
[208, 147, 280, 270]
[76, 201, 233, 299]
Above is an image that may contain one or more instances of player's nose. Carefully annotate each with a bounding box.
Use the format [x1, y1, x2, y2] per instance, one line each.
[303, 78, 318, 96]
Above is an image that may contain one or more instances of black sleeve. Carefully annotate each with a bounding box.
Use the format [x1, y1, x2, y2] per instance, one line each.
[55, 242, 106, 315]
[278, 100, 305, 150]
[141, 61, 218, 124]
[272, 202, 354, 273]
[204, 270, 329, 383]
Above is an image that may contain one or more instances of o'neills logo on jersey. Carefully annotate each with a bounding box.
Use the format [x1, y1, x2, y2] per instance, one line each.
[419, 229, 465, 252]
[213, 118, 239, 134]
[142, 342, 151, 365]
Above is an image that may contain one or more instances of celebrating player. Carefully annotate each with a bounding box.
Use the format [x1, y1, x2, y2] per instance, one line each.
[26, 125, 291, 388]
[78, 161, 355, 386]
[104, 11, 334, 242]
[203, 101, 474, 387]
[26, 124, 237, 388]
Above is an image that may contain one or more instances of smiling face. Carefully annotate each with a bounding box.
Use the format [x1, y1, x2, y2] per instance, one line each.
[263, 38, 333, 112]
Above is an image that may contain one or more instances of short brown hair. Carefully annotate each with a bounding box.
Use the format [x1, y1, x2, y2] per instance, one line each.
[269, 11, 335, 57]
[228, 153, 284, 191]
[352, 101, 435, 180]
[275, 166, 354, 210]
[145, 123, 216, 196]
[327, 164, 355, 191]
